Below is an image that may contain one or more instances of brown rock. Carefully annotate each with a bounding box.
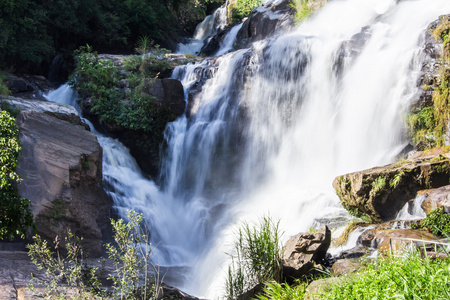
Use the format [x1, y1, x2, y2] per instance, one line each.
[331, 258, 364, 275]
[419, 185, 450, 214]
[16, 111, 111, 257]
[358, 228, 440, 255]
[333, 148, 450, 222]
[282, 225, 331, 280]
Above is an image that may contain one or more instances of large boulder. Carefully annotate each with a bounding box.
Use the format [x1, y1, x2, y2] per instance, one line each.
[282, 225, 331, 280]
[418, 185, 450, 214]
[234, 0, 295, 50]
[16, 110, 111, 257]
[333, 148, 450, 223]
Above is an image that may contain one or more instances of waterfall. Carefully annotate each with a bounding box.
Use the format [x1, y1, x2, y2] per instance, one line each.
[168, 0, 450, 297]
[176, 4, 229, 55]
[45, 0, 450, 298]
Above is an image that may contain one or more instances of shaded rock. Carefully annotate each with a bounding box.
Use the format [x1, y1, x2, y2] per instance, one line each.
[234, 0, 295, 50]
[333, 148, 450, 222]
[48, 54, 69, 87]
[4, 74, 52, 100]
[331, 258, 364, 275]
[282, 225, 331, 280]
[419, 185, 450, 214]
[17, 111, 111, 257]
[358, 228, 440, 255]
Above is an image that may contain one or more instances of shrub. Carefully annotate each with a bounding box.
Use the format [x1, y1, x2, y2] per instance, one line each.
[27, 210, 159, 299]
[228, 0, 262, 24]
[421, 207, 450, 237]
[225, 216, 283, 299]
[0, 110, 33, 240]
[290, 0, 328, 24]
[27, 232, 103, 299]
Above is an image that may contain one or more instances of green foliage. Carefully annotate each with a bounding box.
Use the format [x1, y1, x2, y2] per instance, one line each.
[228, 0, 262, 24]
[369, 176, 386, 197]
[408, 17, 450, 150]
[27, 232, 103, 299]
[106, 210, 156, 300]
[421, 207, 450, 237]
[28, 210, 159, 299]
[225, 216, 283, 299]
[0, 72, 10, 96]
[257, 281, 307, 300]
[290, 0, 327, 24]
[69, 45, 175, 132]
[0, 110, 33, 240]
[314, 250, 450, 299]
[0, 0, 218, 73]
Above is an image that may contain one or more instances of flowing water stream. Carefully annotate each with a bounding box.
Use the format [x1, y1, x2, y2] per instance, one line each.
[46, 0, 450, 298]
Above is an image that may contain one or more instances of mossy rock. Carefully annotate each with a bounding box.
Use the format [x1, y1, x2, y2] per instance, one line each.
[333, 148, 450, 223]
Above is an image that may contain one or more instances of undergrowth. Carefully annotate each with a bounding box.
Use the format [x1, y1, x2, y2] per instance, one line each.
[314, 249, 450, 299]
[421, 207, 450, 237]
[225, 216, 283, 299]
[228, 0, 262, 24]
[290, 0, 327, 24]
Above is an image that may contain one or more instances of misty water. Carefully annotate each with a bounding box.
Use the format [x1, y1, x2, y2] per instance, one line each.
[47, 0, 450, 298]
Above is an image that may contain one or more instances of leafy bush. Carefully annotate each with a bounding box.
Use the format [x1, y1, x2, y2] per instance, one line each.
[27, 232, 103, 299]
[421, 207, 450, 237]
[225, 216, 283, 299]
[28, 210, 159, 299]
[228, 0, 262, 24]
[0, 110, 33, 240]
[0, 72, 10, 96]
[106, 210, 156, 300]
[69, 45, 175, 132]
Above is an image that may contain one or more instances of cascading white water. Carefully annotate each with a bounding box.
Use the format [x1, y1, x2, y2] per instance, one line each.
[167, 0, 450, 297]
[176, 4, 229, 55]
[215, 23, 243, 56]
[45, 0, 450, 298]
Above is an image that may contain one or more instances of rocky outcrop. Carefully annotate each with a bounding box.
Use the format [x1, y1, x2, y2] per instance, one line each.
[4, 74, 53, 100]
[16, 110, 111, 257]
[234, 0, 295, 50]
[331, 258, 364, 275]
[282, 225, 331, 280]
[333, 148, 450, 223]
[418, 185, 450, 213]
[1, 96, 86, 127]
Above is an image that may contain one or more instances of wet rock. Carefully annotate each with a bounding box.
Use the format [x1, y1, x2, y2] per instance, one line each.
[418, 185, 450, 214]
[358, 228, 440, 255]
[17, 111, 111, 257]
[234, 0, 295, 50]
[282, 225, 331, 280]
[333, 148, 450, 222]
[410, 15, 449, 109]
[0, 96, 86, 128]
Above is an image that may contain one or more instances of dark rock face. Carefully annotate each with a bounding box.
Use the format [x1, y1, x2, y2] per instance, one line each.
[333, 148, 450, 223]
[282, 225, 331, 280]
[16, 110, 111, 257]
[4, 74, 53, 100]
[234, 0, 295, 50]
